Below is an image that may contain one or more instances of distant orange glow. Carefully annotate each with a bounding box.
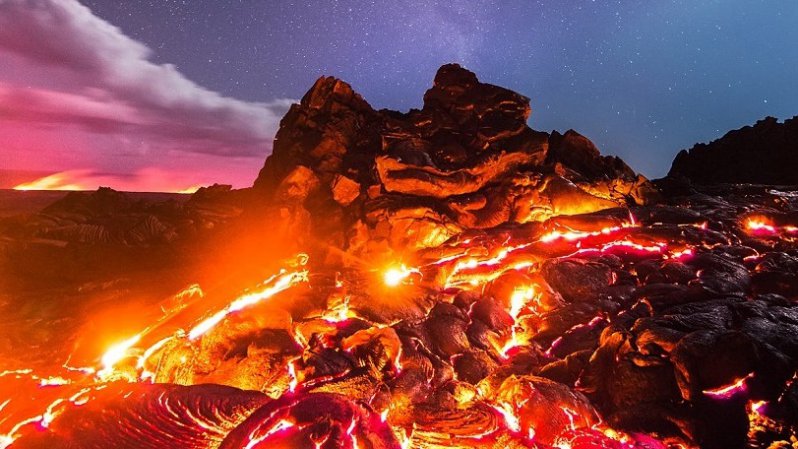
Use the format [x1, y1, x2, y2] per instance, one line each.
[176, 185, 201, 194]
[745, 217, 777, 234]
[12, 172, 86, 191]
[12, 170, 205, 193]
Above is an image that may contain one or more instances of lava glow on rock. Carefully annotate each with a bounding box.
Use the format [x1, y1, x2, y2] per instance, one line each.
[1, 65, 797, 449]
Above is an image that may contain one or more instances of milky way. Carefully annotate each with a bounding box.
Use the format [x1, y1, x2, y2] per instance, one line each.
[1, 0, 796, 190]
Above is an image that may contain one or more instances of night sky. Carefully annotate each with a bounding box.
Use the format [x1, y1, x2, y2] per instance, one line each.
[1, 0, 796, 191]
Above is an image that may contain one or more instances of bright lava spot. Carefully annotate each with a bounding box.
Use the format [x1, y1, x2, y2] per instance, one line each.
[492, 402, 521, 433]
[751, 400, 767, 415]
[98, 334, 142, 380]
[702, 372, 755, 399]
[509, 286, 537, 319]
[746, 218, 777, 234]
[383, 265, 419, 287]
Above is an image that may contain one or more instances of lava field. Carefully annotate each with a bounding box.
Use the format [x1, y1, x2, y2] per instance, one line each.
[1, 65, 797, 449]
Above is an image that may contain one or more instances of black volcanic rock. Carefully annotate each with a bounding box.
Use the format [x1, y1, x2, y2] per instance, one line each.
[42, 186, 136, 216]
[252, 75, 380, 193]
[0, 186, 246, 248]
[547, 130, 638, 182]
[668, 116, 798, 185]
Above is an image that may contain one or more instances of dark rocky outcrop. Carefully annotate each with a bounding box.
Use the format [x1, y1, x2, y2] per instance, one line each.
[668, 116, 798, 185]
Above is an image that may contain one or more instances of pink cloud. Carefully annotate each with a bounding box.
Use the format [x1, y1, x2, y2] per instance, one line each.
[0, 0, 293, 190]
[0, 82, 143, 130]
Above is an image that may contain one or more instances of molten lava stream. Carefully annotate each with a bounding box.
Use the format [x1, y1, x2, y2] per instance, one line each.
[0, 217, 700, 449]
[744, 216, 798, 240]
[0, 373, 103, 448]
[429, 217, 681, 291]
[0, 256, 311, 447]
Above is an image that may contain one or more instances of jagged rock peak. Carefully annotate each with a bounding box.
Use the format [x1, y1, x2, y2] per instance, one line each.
[422, 64, 531, 137]
[301, 75, 372, 113]
[44, 187, 134, 215]
[547, 130, 637, 182]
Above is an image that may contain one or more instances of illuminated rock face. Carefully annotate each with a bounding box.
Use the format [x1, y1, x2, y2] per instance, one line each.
[253, 63, 657, 255]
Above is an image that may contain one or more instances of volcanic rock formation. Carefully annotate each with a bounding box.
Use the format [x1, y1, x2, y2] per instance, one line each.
[668, 116, 798, 185]
[253, 63, 658, 256]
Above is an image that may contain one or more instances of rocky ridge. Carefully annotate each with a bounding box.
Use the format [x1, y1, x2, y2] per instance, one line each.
[668, 116, 798, 185]
[253, 63, 657, 257]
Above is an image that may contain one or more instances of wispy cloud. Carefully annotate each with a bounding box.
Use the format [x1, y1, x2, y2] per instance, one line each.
[0, 0, 292, 189]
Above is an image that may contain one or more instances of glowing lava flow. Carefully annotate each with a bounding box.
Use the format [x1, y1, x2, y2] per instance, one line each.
[244, 419, 296, 449]
[492, 402, 522, 433]
[97, 333, 143, 380]
[383, 265, 420, 287]
[746, 399, 778, 441]
[430, 213, 702, 294]
[538, 220, 634, 243]
[746, 218, 778, 234]
[432, 217, 643, 290]
[745, 216, 798, 237]
[188, 269, 309, 340]
[509, 286, 538, 318]
[498, 286, 541, 358]
[94, 264, 309, 381]
[442, 243, 533, 289]
[322, 295, 356, 323]
[702, 372, 755, 399]
[0, 256, 310, 448]
[2, 206, 759, 449]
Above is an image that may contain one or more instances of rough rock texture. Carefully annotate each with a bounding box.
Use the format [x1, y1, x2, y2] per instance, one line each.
[253, 63, 658, 256]
[668, 116, 798, 185]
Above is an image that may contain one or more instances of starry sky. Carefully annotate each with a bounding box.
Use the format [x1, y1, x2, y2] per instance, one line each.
[1, 0, 796, 191]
